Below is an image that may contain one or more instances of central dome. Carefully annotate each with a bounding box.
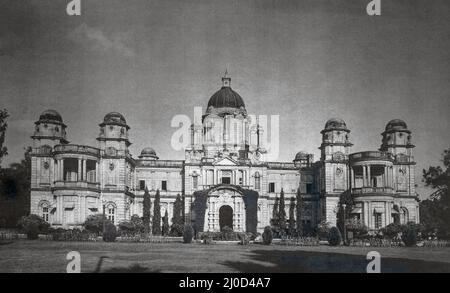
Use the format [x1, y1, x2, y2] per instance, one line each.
[207, 87, 245, 109]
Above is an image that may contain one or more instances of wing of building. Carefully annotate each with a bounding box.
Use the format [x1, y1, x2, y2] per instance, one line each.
[29, 74, 420, 233]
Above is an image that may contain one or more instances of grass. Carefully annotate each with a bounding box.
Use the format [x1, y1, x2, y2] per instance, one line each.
[0, 240, 449, 273]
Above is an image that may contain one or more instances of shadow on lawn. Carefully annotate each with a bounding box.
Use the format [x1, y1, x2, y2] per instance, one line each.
[222, 249, 450, 273]
[101, 264, 161, 273]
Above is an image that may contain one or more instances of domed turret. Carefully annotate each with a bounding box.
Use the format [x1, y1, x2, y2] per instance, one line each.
[32, 109, 68, 147]
[380, 119, 414, 153]
[322, 118, 349, 133]
[39, 109, 64, 124]
[383, 119, 409, 133]
[97, 112, 131, 151]
[293, 151, 314, 168]
[102, 112, 128, 128]
[139, 147, 159, 160]
[320, 118, 352, 161]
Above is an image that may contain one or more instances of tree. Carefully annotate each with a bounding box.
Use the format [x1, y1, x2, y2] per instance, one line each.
[296, 188, 303, 236]
[142, 187, 151, 234]
[0, 109, 8, 165]
[271, 195, 279, 225]
[17, 214, 50, 239]
[170, 193, 184, 236]
[0, 147, 32, 227]
[162, 210, 170, 236]
[421, 148, 450, 239]
[152, 189, 161, 235]
[262, 226, 273, 245]
[278, 188, 286, 235]
[328, 226, 342, 246]
[288, 197, 296, 236]
[183, 224, 194, 243]
[83, 214, 110, 234]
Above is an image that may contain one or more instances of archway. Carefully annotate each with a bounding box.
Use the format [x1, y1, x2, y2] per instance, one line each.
[219, 205, 233, 230]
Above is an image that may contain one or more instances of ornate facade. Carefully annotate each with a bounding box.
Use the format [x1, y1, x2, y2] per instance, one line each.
[30, 74, 419, 233]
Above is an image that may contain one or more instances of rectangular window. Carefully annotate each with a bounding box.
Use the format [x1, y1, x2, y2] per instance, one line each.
[139, 180, 146, 190]
[374, 213, 382, 229]
[306, 183, 313, 194]
[193, 176, 198, 190]
[269, 182, 275, 193]
[162, 180, 167, 191]
[222, 177, 231, 184]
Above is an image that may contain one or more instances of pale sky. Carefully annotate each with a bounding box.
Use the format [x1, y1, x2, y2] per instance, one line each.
[1, 0, 449, 199]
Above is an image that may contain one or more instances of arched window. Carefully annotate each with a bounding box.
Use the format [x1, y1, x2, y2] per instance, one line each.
[106, 203, 116, 223]
[400, 207, 409, 224]
[40, 201, 50, 222]
[254, 172, 261, 190]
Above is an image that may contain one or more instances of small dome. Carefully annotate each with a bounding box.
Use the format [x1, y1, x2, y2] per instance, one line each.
[324, 118, 348, 131]
[39, 109, 63, 123]
[207, 87, 245, 110]
[103, 112, 127, 126]
[294, 151, 309, 161]
[385, 119, 408, 132]
[139, 147, 158, 159]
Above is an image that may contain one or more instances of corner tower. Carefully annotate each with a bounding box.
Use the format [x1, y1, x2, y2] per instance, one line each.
[380, 119, 416, 196]
[319, 118, 353, 226]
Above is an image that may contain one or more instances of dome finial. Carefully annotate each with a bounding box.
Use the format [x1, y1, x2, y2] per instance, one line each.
[222, 69, 231, 87]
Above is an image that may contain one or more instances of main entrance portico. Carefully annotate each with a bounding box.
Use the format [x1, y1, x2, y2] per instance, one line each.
[203, 185, 246, 232]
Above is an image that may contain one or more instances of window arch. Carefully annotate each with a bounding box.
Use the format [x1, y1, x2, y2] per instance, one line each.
[400, 207, 409, 224]
[39, 201, 50, 222]
[105, 202, 116, 223]
[254, 172, 261, 190]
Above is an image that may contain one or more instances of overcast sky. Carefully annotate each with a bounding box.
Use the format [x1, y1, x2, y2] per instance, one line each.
[1, 0, 449, 199]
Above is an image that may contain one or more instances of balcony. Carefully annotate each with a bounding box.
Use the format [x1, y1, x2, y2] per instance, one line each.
[53, 180, 100, 192]
[352, 187, 394, 195]
[137, 160, 184, 168]
[349, 151, 394, 163]
[54, 144, 100, 157]
[266, 162, 298, 170]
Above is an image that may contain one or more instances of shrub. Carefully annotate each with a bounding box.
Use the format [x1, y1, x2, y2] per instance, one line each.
[103, 222, 117, 242]
[17, 214, 50, 240]
[83, 214, 110, 234]
[402, 225, 418, 247]
[346, 218, 369, 239]
[118, 215, 145, 236]
[169, 223, 184, 237]
[317, 221, 331, 240]
[382, 223, 402, 239]
[262, 226, 273, 245]
[328, 226, 342, 246]
[238, 233, 250, 245]
[221, 226, 234, 241]
[183, 224, 194, 244]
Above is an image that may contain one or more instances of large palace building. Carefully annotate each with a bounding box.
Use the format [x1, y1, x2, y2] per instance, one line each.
[30, 74, 420, 233]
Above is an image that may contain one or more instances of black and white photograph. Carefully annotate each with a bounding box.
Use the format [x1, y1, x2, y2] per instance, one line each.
[0, 0, 449, 279]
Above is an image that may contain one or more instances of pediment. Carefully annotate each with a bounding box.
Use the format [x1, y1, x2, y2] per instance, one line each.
[213, 157, 237, 166]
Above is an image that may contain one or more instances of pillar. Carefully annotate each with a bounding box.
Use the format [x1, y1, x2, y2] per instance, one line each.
[82, 159, 87, 181]
[60, 159, 64, 181]
[367, 165, 371, 187]
[362, 165, 367, 187]
[95, 161, 99, 182]
[77, 159, 82, 181]
[350, 167, 355, 188]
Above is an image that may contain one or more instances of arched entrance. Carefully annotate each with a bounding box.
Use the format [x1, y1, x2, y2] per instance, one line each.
[219, 205, 233, 230]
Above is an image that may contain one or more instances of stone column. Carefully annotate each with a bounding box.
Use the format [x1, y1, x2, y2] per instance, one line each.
[350, 167, 355, 189]
[95, 161, 99, 182]
[367, 165, 371, 187]
[55, 160, 59, 182]
[61, 159, 64, 181]
[77, 159, 82, 181]
[362, 165, 367, 187]
[82, 159, 87, 181]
